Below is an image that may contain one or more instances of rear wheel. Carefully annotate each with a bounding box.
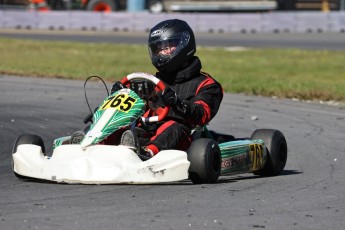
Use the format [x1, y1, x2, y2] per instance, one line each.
[251, 129, 287, 176]
[187, 138, 221, 184]
[12, 134, 45, 179]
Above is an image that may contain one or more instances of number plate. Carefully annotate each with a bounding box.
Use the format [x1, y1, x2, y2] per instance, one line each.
[100, 93, 137, 113]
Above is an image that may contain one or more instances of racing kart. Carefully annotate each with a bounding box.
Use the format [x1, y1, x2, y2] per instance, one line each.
[12, 73, 288, 184]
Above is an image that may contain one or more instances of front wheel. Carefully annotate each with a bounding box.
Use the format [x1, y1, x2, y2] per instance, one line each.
[13, 134, 45, 154]
[12, 134, 46, 179]
[251, 129, 287, 176]
[187, 138, 221, 184]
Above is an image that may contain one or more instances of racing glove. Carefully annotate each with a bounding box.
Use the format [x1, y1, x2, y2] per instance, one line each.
[159, 87, 178, 105]
[174, 99, 191, 116]
[159, 87, 191, 116]
[111, 81, 126, 94]
[130, 80, 155, 99]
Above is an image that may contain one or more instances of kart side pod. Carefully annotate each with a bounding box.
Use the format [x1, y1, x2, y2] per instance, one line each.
[187, 129, 288, 184]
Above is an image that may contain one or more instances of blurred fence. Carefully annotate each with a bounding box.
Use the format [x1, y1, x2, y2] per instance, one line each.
[0, 10, 345, 33]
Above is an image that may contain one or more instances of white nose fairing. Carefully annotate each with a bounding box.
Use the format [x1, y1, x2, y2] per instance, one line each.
[13, 144, 190, 184]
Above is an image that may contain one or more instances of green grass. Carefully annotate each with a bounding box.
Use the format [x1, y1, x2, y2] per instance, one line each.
[1, 37, 345, 102]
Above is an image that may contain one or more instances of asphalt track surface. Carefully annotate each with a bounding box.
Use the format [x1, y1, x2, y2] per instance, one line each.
[0, 75, 344, 230]
[0, 31, 345, 229]
[1, 29, 345, 50]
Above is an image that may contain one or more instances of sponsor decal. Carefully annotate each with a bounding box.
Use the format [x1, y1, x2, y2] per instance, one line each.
[151, 30, 163, 37]
[85, 130, 102, 138]
[221, 153, 247, 169]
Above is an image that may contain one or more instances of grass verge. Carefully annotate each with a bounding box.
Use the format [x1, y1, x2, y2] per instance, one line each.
[0, 37, 344, 102]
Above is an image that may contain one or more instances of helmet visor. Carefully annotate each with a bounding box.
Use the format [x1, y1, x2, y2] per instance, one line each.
[148, 31, 191, 59]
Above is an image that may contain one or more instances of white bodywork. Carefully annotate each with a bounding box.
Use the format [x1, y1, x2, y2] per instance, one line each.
[13, 144, 190, 184]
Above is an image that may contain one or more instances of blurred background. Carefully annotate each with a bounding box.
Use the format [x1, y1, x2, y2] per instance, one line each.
[0, 0, 343, 13]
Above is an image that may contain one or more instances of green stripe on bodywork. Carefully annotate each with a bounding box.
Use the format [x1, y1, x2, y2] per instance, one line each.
[87, 90, 146, 145]
[220, 139, 266, 175]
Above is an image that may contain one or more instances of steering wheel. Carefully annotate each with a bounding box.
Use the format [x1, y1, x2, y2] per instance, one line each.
[120, 72, 169, 123]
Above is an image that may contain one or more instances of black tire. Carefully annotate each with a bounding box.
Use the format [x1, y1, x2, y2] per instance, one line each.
[86, 0, 116, 12]
[12, 134, 46, 179]
[13, 134, 45, 154]
[251, 129, 287, 176]
[187, 138, 221, 184]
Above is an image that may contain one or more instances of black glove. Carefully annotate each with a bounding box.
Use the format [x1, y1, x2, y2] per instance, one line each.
[111, 81, 126, 94]
[158, 87, 191, 116]
[130, 80, 155, 99]
[159, 87, 178, 106]
[174, 99, 190, 116]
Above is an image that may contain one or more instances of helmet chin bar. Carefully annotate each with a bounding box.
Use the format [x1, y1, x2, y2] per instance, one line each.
[120, 72, 169, 123]
[157, 55, 171, 67]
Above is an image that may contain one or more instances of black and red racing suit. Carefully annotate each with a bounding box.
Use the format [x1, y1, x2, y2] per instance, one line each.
[145, 56, 223, 154]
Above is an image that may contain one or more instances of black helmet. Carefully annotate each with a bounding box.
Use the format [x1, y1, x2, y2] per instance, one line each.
[148, 19, 196, 73]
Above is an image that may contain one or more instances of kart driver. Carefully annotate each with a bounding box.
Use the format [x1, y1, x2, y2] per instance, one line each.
[111, 19, 224, 159]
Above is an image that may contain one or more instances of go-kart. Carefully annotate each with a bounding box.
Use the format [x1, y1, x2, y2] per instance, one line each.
[12, 72, 288, 184]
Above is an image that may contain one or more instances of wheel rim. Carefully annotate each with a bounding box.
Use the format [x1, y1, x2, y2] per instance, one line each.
[93, 3, 112, 12]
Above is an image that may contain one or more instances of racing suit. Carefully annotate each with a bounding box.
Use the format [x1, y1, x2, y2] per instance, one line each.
[145, 56, 223, 154]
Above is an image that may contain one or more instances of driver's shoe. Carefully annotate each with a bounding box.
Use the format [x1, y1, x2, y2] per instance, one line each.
[120, 130, 154, 161]
[138, 147, 154, 161]
[69, 131, 85, 144]
[120, 130, 136, 148]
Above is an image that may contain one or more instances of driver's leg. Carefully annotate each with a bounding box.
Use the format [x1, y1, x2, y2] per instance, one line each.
[146, 120, 191, 156]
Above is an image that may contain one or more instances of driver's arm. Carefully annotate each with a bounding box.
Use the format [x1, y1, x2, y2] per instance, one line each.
[178, 82, 223, 126]
[159, 79, 223, 126]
